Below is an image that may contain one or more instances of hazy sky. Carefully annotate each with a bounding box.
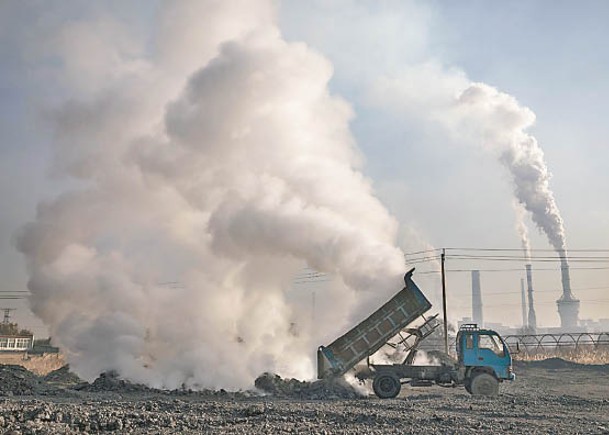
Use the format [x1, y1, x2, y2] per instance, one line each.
[1, 1, 608, 336]
[279, 0, 609, 328]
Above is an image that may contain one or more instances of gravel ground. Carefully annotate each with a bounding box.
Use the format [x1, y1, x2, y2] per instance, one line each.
[0, 359, 607, 434]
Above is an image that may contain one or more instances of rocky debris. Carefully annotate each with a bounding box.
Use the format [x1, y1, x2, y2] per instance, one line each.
[0, 385, 606, 434]
[0, 365, 54, 396]
[71, 371, 256, 400]
[74, 370, 153, 393]
[0, 361, 605, 433]
[0, 359, 607, 433]
[43, 365, 82, 385]
[254, 372, 362, 400]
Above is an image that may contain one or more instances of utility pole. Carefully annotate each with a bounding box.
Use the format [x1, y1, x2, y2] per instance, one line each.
[441, 248, 449, 355]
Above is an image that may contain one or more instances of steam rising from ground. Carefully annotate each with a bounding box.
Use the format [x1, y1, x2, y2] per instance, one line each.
[17, 1, 405, 389]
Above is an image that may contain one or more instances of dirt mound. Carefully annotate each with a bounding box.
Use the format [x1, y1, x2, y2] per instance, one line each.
[254, 372, 362, 400]
[528, 357, 581, 369]
[0, 364, 53, 396]
[44, 365, 82, 385]
[75, 370, 152, 393]
[517, 357, 609, 371]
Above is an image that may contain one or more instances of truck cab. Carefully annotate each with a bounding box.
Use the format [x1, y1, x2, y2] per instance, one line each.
[456, 324, 515, 394]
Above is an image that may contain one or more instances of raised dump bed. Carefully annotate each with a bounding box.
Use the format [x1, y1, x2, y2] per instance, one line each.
[317, 269, 432, 379]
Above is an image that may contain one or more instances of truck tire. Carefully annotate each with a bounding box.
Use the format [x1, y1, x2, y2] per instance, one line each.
[470, 373, 498, 397]
[372, 374, 401, 399]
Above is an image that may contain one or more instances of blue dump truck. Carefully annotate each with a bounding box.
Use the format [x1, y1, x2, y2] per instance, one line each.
[317, 269, 515, 398]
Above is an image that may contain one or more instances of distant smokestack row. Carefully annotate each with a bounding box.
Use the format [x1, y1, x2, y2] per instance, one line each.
[520, 278, 527, 329]
[525, 264, 537, 333]
[471, 270, 483, 327]
[556, 256, 580, 329]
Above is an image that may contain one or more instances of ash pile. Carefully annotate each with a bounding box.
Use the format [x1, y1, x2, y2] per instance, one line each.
[74, 371, 250, 398]
[0, 365, 55, 396]
[44, 365, 82, 386]
[254, 372, 362, 400]
[74, 370, 153, 393]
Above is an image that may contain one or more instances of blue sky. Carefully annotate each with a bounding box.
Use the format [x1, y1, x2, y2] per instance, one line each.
[1, 1, 608, 334]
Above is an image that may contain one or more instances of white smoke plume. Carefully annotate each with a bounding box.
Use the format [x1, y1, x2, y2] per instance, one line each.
[16, 1, 406, 389]
[453, 84, 575, 301]
[453, 83, 569, 261]
[371, 67, 570, 270]
[513, 201, 531, 262]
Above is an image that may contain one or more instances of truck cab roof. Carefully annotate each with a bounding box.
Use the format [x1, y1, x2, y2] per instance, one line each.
[458, 323, 500, 335]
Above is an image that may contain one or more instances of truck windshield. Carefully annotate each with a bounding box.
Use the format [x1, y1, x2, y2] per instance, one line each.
[479, 334, 505, 357]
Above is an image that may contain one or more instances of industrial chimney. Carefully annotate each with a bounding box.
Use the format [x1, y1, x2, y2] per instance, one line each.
[525, 264, 537, 333]
[471, 270, 483, 327]
[520, 278, 527, 329]
[556, 256, 580, 330]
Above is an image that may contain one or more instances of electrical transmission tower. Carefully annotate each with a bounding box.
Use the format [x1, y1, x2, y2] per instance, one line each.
[1, 308, 16, 324]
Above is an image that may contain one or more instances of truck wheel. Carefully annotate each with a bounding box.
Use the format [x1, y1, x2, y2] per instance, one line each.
[464, 378, 472, 394]
[470, 373, 498, 397]
[372, 374, 401, 399]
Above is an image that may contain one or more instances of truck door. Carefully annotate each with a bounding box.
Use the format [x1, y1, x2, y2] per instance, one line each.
[476, 333, 505, 364]
[460, 332, 477, 366]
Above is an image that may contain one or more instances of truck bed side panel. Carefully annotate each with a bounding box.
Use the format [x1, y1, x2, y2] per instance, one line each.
[318, 271, 432, 378]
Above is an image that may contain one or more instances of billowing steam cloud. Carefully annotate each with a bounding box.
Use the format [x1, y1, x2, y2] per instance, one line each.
[16, 1, 405, 389]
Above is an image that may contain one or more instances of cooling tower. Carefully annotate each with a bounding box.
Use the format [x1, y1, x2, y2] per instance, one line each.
[556, 262, 580, 329]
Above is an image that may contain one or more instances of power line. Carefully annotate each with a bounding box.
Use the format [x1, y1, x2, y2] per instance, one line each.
[403, 248, 441, 256]
[483, 285, 609, 296]
[444, 247, 609, 253]
[484, 299, 609, 308]
[407, 256, 441, 265]
[446, 266, 609, 272]
[446, 255, 609, 262]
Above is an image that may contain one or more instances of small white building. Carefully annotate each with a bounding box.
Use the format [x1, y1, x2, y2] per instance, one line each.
[0, 335, 34, 351]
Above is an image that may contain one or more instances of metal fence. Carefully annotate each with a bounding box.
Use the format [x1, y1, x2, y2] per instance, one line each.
[503, 332, 609, 353]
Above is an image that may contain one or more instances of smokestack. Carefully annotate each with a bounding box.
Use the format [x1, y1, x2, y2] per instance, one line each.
[556, 255, 580, 330]
[525, 264, 537, 333]
[471, 270, 483, 327]
[520, 278, 527, 329]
